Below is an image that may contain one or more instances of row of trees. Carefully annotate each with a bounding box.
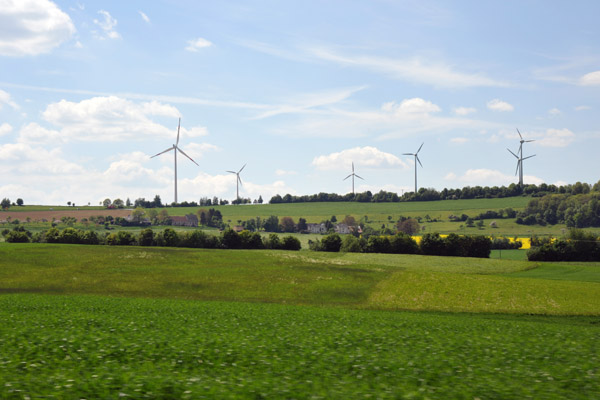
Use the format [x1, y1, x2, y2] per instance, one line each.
[527, 230, 599, 261]
[309, 232, 492, 258]
[4, 226, 302, 251]
[1, 198, 24, 210]
[516, 191, 600, 228]
[269, 181, 600, 204]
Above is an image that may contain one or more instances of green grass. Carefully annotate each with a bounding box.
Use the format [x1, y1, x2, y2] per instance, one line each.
[1, 243, 598, 315]
[0, 294, 598, 399]
[505, 262, 600, 283]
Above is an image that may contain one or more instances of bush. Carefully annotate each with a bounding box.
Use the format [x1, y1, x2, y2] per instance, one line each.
[263, 233, 281, 250]
[340, 235, 363, 253]
[59, 228, 81, 244]
[5, 231, 30, 243]
[320, 233, 342, 252]
[138, 228, 155, 246]
[106, 231, 136, 246]
[389, 232, 419, 254]
[281, 236, 301, 251]
[239, 231, 264, 249]
[221, 229, 241, 249]
[420, 233, 445, 256]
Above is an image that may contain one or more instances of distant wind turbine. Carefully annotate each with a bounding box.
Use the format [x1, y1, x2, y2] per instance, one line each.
[507, 128, 535, 188]
[343, 162, 364, 194]
[227, 164, 246, 202]
[150, 118, 199, 204]
[403, 142, 424, 194]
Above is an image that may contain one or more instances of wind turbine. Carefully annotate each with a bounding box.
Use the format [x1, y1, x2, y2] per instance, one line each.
[507, 128, 535, 188]
[227, 164, 246, 202]
[343, 162, 364, 194]
[150, 118, 199, 204]
[403, 142, 424, 194]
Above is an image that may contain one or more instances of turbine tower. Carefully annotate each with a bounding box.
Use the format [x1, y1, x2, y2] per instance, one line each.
[227, 164, 246, 202]
[403, 142, 424, 194]
[150, 118, 199, 204]
[507, 128, 535, 188]
[343, 162, 364, 194]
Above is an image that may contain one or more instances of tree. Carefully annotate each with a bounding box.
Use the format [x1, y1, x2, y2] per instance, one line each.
[131, 207, 146, 223]
[113, 198, 125, 208]
[320, 233, 342, 252]
[297, 218, 308, 232]
[397, 218, 420, 235]
[153, 195, 163, 208]
[138, 228, 155, 246]
[280, 216, 296, 233]
[16, 198, 23, 206]
[126, 198, 132, 207]
[263, 215, 280, 232]
[1, 198, 11, 210]
[102, 198, 112, 208]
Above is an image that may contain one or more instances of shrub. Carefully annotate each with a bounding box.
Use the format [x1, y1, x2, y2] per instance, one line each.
[221, 228, 241, 249]
[340, 235, 363, 253]
[263, 233, 281, 250]
[420, 233, 445, 256]
[5, 231, 30, 243]
[138, 228, 155, 246]
[320, 233, 342, 252]
[389, 232, 418, 254]
[106, 231, 136, 246]
[59, 228, 82, 244]
[281, 236, 301, 251]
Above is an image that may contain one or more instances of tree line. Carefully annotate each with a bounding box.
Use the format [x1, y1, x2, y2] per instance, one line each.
[2, 226, 302, 251]
[516, 191, 600, 228]
[269, 181, 600, 204]
[527, 230, 599, 261]
[309, 232, 492, 258]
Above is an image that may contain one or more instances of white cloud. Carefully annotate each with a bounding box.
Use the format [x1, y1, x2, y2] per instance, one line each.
[275, 169, 297, 176]
[312, 146, 408, 171]
[487, 99, 514, 112]
[35, 96, 209, 142]
[0, 0, 75, 56]
[450, 137, 468, 144]
[0, 123, 13, 136]
[536, 128, 575, 147]
[445, 169, 543, 186]
[18, 122, 61, 144]
[306, 47, 508, 88]
[453, 107, 476, 116]
[93, 10, 120, 40]
[575, 105, 591, 111]
[0, 89, 19, 110]
[185, 37, 212, 52]
[548, 108, 561, 116]
[139, 11, 150, 24]
[180, 143, 218, 160]
[382, 98, 441, 115]
[579, 70, 600, 86]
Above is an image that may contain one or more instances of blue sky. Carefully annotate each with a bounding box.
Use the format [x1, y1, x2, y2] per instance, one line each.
[1, 0, 599, 205]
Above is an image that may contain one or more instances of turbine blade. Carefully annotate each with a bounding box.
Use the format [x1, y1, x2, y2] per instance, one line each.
[352, 162, 354, 173]
[522, 154, 536, 160]
[507, 148, 519, 158]
[226, 170, 237, 174]
[355, 174, 364, 180]
[343, 174, 352, 181]
[417, 142, 424, 154]
[525, 140, 535, 143]
[176, 118, 181, 146]
[238, 176, 243, 186]
[416, 156, 423, 168]
[515, 162, 519, 176]
[402, 153, 414, 156]
[516, 128, 523, 140]
[151, 147, 174, 158]
[238, 163, 246, 173]
[177, 147, 199, 166]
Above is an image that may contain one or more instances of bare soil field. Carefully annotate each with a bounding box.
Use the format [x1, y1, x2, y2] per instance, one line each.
[0, 209, 133, 222]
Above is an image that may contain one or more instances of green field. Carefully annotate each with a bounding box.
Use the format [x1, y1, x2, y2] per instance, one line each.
[1, 237, 599, 398]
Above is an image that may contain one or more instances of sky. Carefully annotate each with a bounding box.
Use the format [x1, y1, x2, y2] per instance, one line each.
[1, 0, 599, 206]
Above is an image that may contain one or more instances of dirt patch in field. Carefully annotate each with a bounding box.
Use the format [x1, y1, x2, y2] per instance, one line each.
[0, 209, 133, 222]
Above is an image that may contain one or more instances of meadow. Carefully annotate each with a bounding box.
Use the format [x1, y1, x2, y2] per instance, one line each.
[1, 243, 599, 398]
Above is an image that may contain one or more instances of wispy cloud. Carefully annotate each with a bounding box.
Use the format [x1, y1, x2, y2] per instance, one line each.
[487, 99, 514, 112]
[139, 11, 150, 24]
[312, 147, 408, 171]
[94, 10, 120, 40]
[453, 107, 476, 116]
[185, 37, 212, 52]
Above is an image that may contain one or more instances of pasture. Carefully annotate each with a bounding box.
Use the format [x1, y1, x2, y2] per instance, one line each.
[0, 243, 599, 398]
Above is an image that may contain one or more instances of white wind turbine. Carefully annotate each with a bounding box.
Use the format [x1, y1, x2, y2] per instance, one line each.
[227, 164, 246, 202]
[150, 118, 199, 204]
[507, 128, 535, 188]
[343, 162, 364, 194]
[403, 142, 424, 194]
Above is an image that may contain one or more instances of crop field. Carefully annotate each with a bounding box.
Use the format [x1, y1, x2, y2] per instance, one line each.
[1, 294, 598, 399]
[1, 239, 599, 398]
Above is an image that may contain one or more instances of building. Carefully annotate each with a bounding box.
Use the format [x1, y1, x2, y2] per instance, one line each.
[306, 223, 327, 234]
[171, 214, 198, 227]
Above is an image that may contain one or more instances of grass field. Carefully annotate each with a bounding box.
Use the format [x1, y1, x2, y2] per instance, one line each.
[1, 294, 598, 399]
[1, 234, 599, 398]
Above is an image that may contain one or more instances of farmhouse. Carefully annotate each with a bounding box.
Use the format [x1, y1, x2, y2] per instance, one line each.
[334, 223, 352, 234]
[306, 223, 327, 234]
[171, 214, 198, 227]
